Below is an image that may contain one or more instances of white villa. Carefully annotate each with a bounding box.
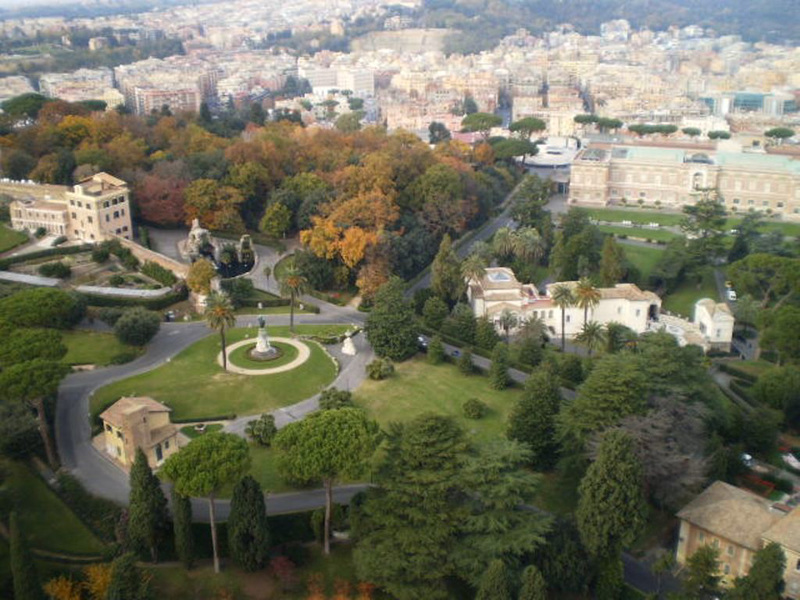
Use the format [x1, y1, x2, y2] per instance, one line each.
[467, 267, 734, 352]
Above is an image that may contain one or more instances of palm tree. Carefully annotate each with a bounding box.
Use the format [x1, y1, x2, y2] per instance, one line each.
[205, 292, 236, 371]
[519, 314, 547, 344]
[512, 227, 545, 264]
[461, 253, 487, 286]
[492, 227, 515, 259]
[279, 265, 309, 333]
[551, 283, 574, 351]
[574, 277, 601, 326]
[575, 321, 606, 356]
[470, 240, 494, 263]
[262, 265, 272, 290]
[498, 309, 518, 344]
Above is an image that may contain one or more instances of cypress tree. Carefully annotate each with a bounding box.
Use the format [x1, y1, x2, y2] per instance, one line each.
[518, 565, 547, 600]
[507, 366, 562, 470]
[427, 335, 445, 365]
[475, 559, 512, 600]
[9, 512, 44, 600]
[431, 234, 462, 303]
[128, 448, 169, 562]
[227, 475, 269, 571]
[458, 347, 474, 375]
[171, 487, 194, 569]
[577, 430, 646, 560]
[489, 342, 510, 390]
[107, 552, 150, 600]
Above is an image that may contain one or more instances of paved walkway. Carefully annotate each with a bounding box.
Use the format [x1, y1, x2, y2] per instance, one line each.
[218, 337, 311, 374]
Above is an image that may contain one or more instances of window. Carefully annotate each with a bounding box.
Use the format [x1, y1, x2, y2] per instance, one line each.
[727, 545, 734, 556]
[548, 311, 553, 319]
[105, 215, 110, 222]
[116, 447, 121, 457]
[698, 531, 705, 542]
[795, 558, 800, 572]
[70, 199, 75, 206]
[165, 440, 170, 449]
[116, 430, 123, 439]
[122, 225, 129, 232]
[712, 539, 720, 549]
[116, 228, 121, 235]
[716, 329, 721, 338]
[723, 564, 730, 575]
[105, 424, 112, 433]
[733, 198, 740, 205]
[636, 309, 641, 317]
[617, 306, 622, 315]
[71, 212, 77, 219]
[87, 216, 93, 223]
[113, 211, 119, 218]
[120, 208, 125, 216]
[566, 315, 571, 323]
[763, 201, 769, 207]
[103, 201, 109, 208]
[77, 201, 82, 208]
[777, 202, 784, 209]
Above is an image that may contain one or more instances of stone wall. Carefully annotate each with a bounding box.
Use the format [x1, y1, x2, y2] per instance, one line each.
[114, 235, 189, 278]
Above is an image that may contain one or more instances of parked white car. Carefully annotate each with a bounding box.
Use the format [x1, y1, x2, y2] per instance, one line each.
[727, 290, 737, 302]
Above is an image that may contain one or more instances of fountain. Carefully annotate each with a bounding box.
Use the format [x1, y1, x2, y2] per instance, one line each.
[250, 315, 279, 360]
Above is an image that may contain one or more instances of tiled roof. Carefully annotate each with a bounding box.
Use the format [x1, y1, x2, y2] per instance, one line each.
[99, 396, 171, 428]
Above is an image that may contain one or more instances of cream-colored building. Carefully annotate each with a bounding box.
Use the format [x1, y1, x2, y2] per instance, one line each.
[468, 267, 734, 351]
[676, 481, 800, 597]
[467, 267, 661, 338]
[99, 396, 179, 469]
[9, 172, 133, 242]
[570, 144, 800, 221]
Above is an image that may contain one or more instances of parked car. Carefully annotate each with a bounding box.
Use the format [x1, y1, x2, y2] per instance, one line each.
[417, 335, 428, 350]
[727, 290, 738, 302]
[451, 349, 461, 358]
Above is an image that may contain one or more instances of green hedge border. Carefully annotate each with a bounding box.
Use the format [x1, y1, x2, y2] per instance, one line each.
[0, 243, 93, 270]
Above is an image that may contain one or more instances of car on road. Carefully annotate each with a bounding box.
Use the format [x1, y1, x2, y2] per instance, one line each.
[727, 290, 737, 302]
[417, 335, 428, 350]
[451, 349, 461, 358]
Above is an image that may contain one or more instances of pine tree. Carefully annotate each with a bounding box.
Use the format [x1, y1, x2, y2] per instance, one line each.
[729, 542, 786, 600]
[227, 475, 269, 571]
[518, 565, 547, 600]
[507, 366, 562, 470]
[107, 552, 150, 600]
[10, 512, 44, 600]
[683, 545, 722, 600]
[431, 234, 463, 303]
[171, 488, 194, 569]
[128, 448, 169, 562]
[458, 347, 474, 374]
[599, 236, 625, 286]
[475, 316, 500, 351]
[475, 560, 512, 600]
[489, 342, 510, 390]
[427, 335, 445, 365]
[576, 430, 646, 560]
[365, 277, 418, 361]
[353, 415, 469, 600]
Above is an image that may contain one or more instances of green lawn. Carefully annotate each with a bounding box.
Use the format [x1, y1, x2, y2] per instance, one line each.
[179, 423, 224, 439]
[584, 207, 685, 226]
[0, 224, 28, 253]
[622, 244, 665, 282]
[61, 330, 140, 366]
[2, 461, 105, 556]
[662, 270, 718, 318]
[353, 356, 522, 444]
[599, 224, 680, 243]
[724, 217, 800, 238]
[91, 325, 343, 423]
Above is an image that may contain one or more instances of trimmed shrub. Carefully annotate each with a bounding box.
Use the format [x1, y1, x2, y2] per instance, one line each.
[109, 350, 140, 365]
[463, 398, 488, 419]
[38, 261, 71, 278]
[367, 357, 394, 380]
[92, 247, 110, 263]
[427, 335, 445, 365]
[80, 285, 188, 310]
[140, 261, 177, 286]
[113, 307, 161, 347]
[458, 347, 474, 374]
[54, 473, 122, 543]
[109, 274, 124, 286]
[319, 388, 354, 410]
[97, 307, 125, 326]
[51, 235, 68, 247]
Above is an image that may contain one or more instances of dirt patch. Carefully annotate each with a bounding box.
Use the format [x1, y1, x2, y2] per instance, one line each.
[238, 570, 278, 599]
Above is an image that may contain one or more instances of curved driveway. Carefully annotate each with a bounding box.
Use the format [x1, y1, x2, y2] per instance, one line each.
[56, 307, 368, 516]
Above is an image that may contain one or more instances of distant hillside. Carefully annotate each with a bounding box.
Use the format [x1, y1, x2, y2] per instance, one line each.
[424, 0, 798, 54]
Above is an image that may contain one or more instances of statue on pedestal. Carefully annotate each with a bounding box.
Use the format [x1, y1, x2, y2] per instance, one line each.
[251, 315, 277, 359]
